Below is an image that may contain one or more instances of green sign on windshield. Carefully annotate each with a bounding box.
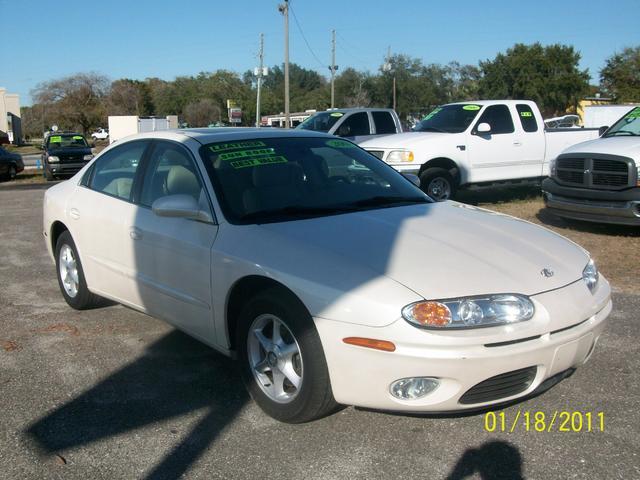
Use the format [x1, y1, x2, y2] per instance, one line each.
[462, 105, 481, 111]
[625, 107, 640, 119]
[422, 108, 442, 121]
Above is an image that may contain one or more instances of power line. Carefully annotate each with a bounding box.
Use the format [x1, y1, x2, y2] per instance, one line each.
[288, 1, 327, 70]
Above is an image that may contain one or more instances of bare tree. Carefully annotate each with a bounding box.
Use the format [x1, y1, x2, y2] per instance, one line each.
[31, 72, 110, 133]
[183, 99, 221, 127]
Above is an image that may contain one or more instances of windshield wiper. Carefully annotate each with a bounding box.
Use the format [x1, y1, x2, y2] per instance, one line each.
[417, 126, 447, 133]
[349, 196, 431, 207]
[239, 205, 358, 222]
[605, 130, 637, 137]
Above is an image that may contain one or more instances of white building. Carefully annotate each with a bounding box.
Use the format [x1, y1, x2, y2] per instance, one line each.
[0, 88, 22, 144]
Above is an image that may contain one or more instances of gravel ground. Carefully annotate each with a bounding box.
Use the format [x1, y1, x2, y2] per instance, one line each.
[1, 184, 638, 480]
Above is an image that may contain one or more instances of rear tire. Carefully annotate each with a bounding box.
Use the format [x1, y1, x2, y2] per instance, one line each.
[55, 231, 101, 310]
[237, 288, 338, 423]
[420, 167, 456, 201]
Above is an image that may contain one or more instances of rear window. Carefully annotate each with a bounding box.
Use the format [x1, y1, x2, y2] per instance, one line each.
[516, 104, 538, 132]
[372, 111, 397, 134]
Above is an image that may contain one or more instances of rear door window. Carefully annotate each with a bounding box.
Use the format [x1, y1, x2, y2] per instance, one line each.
[89, 141, 148, 201]
[372, 111, 397, 134]
[516, 104, 538, 132]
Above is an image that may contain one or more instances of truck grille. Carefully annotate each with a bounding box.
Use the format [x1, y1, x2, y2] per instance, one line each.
[459, 366, 537, 405]
[59, 153, 85, 163]
[555, 155, 634, 190]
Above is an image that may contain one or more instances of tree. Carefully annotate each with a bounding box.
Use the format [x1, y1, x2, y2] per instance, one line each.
[479, 43, 590, 117]
[183, 99, 222, 126]
[600, 46, 640, 102]
[107, 79, 153, 116]
[31, 72, 110, 133]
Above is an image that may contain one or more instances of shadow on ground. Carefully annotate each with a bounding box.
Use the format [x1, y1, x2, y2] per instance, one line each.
[446, 440, 523, 480]
[25, 330, 248, 480]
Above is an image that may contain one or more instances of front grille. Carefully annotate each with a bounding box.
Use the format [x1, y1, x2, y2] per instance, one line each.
[367, 150, 384, 160]
[59, 154, 85, 163]
[555, 156, 633, 190]
[459, 366, 537, 405]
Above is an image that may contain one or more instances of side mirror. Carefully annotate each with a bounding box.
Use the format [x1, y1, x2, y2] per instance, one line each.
[598, 125, 609, 136]
[38, 144, 45, 150]
[152, 194, 213, 223]
[403, 173, 421, 187]
[476, 123, 491, 134]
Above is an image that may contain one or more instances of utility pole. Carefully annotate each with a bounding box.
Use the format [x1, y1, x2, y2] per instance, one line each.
[255, 33, 265, 128]
[329, 29, 338, 108]
[383, 46, 396, 111]
[278, 0, 290, 128]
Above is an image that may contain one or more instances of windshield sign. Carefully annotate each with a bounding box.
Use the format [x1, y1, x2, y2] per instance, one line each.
[605, 107, 640, 137]
[414, 104, 482, 133]
[200, 137, 431, 224]
[47, 134, 88, 148]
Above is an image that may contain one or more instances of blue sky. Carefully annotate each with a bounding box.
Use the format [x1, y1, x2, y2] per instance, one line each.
[2, 0, 639, 105]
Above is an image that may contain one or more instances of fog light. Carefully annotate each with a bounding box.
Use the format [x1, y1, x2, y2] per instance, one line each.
[390, 377, 439, 400]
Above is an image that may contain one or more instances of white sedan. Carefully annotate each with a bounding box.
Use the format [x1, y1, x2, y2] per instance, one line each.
[43, 128, 611, 423]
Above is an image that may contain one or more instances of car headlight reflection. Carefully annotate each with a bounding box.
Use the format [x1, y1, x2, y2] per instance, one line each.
[402, 294, 535, 329]
[582, 259, 599, 293]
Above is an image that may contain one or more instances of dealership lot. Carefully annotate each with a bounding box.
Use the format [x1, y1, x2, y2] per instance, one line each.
[1, 184, 639, 479]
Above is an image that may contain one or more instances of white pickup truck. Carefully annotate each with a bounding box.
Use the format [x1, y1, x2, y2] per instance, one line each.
[359, 100, 602, 200]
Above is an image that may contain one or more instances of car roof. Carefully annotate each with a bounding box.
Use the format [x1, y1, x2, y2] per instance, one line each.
[128, 127, 333, 144]
[446, 100, 537, 107]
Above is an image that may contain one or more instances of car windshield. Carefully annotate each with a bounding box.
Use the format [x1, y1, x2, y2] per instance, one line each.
[200, 137, 431, 224]
[297, 112, 345, 132]
[604, 107, 640, 137]
[47, 134, 88, 148]
[414, 104, 482, 133]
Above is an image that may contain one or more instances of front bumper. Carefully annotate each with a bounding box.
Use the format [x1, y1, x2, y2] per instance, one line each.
[315, 277, 611, 412]
[542, 178, 640, 226]
[49, 162, 88, 175]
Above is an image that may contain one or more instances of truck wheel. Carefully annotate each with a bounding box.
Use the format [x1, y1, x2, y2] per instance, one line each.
[8, 165, 17, 180]
[237, 288, 338, 423]
[420, 168, 456, 201]
[45, 167, 55, 181]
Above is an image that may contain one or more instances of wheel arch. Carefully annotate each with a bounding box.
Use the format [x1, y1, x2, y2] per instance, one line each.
[419, 157, 460, 183]
[225, 275, 307, 350]
[50, 220, 69, 253]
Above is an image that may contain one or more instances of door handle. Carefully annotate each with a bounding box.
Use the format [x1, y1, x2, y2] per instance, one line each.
[513, 140, 523, 146]
[129, 227, 143, 240]
[69, 208, 80, 220]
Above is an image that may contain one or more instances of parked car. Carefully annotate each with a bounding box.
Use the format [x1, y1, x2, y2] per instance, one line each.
[41, 132, 94, 181]
[543, 106, 640, 225]
[297, 108, 402, 144]
[0, 146, 24, 180]
[359, 100, 602, 200]
[43, 129, 611, 423]
[91, 128, 109, 140]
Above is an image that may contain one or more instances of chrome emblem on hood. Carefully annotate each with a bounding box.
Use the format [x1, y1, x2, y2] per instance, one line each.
[541, 268, 554, 278]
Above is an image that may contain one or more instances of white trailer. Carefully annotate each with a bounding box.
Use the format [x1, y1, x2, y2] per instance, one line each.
[108, 115, 179, 143]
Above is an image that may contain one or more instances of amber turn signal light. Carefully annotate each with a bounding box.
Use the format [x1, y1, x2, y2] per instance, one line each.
[343, 337, 396, 352]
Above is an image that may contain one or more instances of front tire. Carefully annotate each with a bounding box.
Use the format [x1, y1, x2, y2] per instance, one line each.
[237, 288, 338, 423]
[8, 165, 17, 180]
[55, 231, 101, 310]
[420, 167, 456, 201]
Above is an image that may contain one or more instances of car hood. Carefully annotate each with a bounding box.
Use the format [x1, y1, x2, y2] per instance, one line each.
[258, 202, 589, 300]
[359, 132, 455, 150]
[562, 136, 640, 162]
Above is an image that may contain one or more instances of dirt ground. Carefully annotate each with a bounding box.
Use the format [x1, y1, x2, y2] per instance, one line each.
[458, 186, 640, 295]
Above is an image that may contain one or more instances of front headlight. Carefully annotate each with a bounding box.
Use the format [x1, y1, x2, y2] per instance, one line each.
[582, 259, 599, 293]
[83, 154, 94, 161]
[387, 150, 414, 163]
[402, 294, 535, 329]
[47, 155, 59, 163]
